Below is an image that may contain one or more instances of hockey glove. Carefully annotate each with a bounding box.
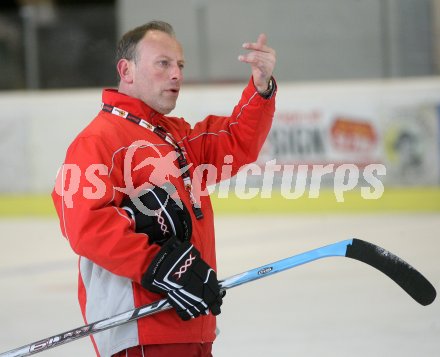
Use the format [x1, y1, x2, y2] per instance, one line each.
[142, 236, 223, 321]
[121, 186, 192, 245]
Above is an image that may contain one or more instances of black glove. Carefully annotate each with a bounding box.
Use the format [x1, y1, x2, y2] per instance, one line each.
[121, 186, 192, 245]
[142, 236, 223, 321]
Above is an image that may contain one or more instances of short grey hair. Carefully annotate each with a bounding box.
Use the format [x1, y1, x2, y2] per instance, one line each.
[115, 21, 175, 80]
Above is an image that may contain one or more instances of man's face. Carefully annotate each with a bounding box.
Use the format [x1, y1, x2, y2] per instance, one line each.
[127, 31, 185, 114]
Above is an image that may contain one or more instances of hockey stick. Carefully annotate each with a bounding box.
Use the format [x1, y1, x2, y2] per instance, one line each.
[0, 238, 435, 357]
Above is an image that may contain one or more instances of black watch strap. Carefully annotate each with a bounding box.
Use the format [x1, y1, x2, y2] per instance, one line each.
[259, 77, 276, 99]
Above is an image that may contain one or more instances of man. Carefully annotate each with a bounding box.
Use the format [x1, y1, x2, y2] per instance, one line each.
[52, 21, 276, 357]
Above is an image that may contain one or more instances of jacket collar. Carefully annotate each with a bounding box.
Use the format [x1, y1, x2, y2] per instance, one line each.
[102, 89, 160, 125]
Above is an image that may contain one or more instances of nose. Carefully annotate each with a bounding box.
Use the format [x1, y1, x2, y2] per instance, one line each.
[170, 64, 183, 82]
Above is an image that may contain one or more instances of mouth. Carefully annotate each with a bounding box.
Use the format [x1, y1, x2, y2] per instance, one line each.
[165, 88, 180, 96]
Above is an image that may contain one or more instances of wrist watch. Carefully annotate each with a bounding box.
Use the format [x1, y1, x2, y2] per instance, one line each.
[259, 77, 275, 99]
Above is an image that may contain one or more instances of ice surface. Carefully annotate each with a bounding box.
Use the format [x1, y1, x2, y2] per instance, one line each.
[0, 214, 438, 356]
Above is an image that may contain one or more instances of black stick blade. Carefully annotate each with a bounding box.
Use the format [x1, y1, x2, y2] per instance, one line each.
[345, 239, 436, 306]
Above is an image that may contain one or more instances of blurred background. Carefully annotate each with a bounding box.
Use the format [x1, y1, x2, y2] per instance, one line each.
[1, 0, 440, 89]
[0, 0, 440, 197]
[0, 1, 439, 356]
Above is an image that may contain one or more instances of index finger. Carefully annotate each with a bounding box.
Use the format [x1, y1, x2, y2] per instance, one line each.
[242, 33, 272, 53]
[256, 33, 267, 47]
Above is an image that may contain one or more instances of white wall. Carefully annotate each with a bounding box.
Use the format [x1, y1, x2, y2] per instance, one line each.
[0, 78, 439, 193]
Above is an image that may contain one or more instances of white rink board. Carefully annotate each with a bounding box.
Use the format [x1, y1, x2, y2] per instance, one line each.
[0, 77, 440, 193]
[0, 213, 439, 357]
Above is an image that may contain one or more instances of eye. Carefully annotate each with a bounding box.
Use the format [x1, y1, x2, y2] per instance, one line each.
[178, 63, 185, 70]
[158, 60, 169, 67]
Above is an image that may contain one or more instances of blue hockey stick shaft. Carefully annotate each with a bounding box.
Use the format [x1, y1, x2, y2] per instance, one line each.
[0, 239, 435, 357]
[220, 239, 350, 290]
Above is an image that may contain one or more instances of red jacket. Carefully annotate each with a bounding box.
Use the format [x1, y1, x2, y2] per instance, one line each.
[52, 77, 276, 356]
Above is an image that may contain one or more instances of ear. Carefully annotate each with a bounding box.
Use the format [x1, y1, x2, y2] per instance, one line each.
[117, 59, 134, 84]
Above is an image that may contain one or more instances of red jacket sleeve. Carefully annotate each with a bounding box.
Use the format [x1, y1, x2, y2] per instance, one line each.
[52, 136, 159, 284]
[182, 77, 276, 182]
